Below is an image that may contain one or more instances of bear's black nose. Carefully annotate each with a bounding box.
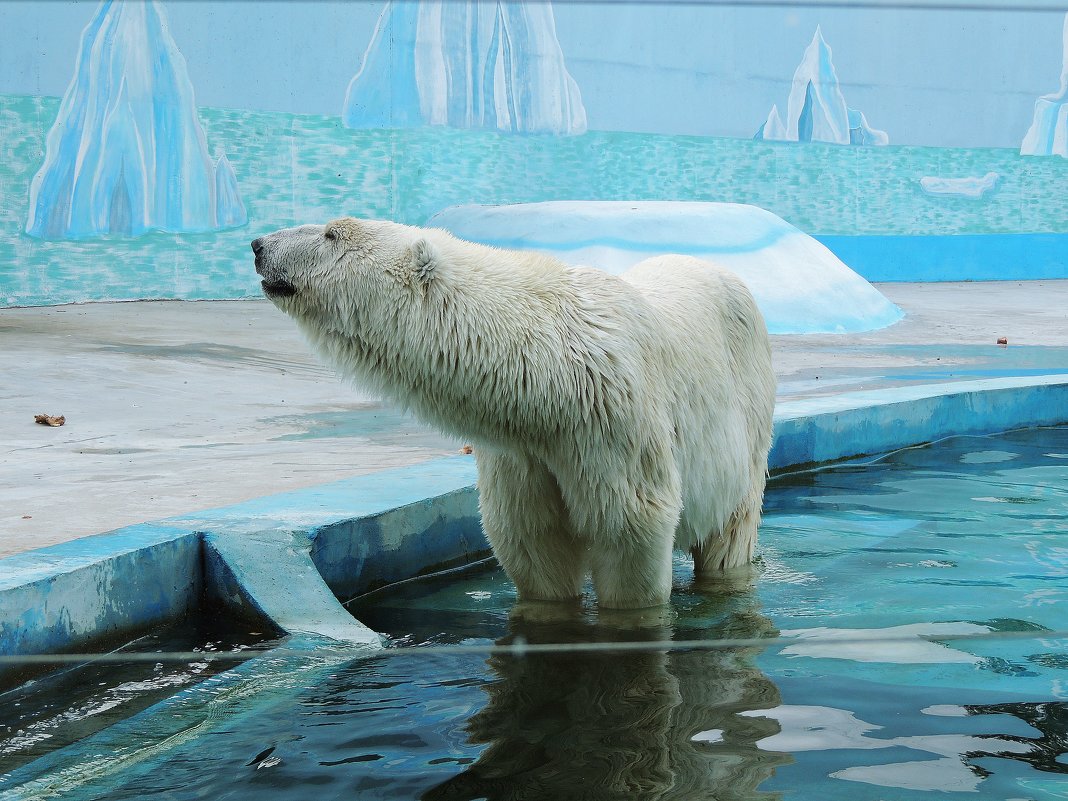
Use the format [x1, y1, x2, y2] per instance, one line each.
[251, 238, 265, 255]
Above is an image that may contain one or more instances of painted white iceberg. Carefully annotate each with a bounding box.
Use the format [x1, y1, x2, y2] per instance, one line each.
[756, 27, 887, 146]
[428, 201, 903, 335]
[756, 105, 788, 141]
[919, 172, 999, 199]
[343, 0, 586, 135]
[24, 0, 246, 240]
[214, 154, 248, 228]
[1021, 13, 1068, 157]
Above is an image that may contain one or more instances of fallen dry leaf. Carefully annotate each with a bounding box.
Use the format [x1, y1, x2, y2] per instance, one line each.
[460, 445, 473, 455]
[34, 414, 65, 427]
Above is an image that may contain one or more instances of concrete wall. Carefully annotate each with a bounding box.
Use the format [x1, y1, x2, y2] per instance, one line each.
[2, 1, 1068, 307]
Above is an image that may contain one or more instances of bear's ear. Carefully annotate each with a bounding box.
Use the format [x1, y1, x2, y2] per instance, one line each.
[410, 238, 438, 285]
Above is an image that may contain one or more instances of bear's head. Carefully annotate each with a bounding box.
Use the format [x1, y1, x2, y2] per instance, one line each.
[251, 217, 440, 329]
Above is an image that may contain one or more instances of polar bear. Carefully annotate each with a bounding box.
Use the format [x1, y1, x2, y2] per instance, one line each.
[252, 217, 775, 609]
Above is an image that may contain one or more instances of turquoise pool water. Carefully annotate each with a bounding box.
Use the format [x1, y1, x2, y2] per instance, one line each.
[4, 426, 1068, 799]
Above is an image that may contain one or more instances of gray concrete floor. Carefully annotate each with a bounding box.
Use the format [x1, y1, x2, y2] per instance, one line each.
[3, 280, 1068, 558]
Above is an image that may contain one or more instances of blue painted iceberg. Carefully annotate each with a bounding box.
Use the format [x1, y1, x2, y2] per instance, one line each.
[213, 154, 248, 229]
[1021, 13, 1068, 157]
[25, 0, 247, 240]
[343, 0, 586, 135]
[428, 201, 903, 335]
[756, 27, 888, 146]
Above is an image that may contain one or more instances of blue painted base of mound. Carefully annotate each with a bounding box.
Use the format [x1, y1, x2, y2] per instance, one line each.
[817, 233, 1068, 283]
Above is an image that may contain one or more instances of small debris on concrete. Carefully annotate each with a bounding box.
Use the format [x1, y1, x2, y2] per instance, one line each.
[34, 414, 65, 427]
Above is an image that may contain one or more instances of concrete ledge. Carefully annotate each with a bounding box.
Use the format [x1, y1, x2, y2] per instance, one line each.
[771, 374, 1068, 469]
[163, 457, 482, 602]
[203, 530, 382, 646]
[2, 376, 1068, 678]
[314, 485, 484, 602]
[0, 524, 202, 684]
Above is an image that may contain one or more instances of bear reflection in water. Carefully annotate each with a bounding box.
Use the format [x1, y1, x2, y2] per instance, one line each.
[421, 572, 788, 801]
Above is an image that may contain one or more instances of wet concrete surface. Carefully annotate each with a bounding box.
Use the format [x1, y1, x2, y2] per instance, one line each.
[3, 280, 1067, 557]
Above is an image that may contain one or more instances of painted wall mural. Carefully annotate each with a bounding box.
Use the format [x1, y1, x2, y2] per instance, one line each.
[25, 1, 246, 241]
[754, 27, 887, 146]
[344, 1, 586, 134]
[1021, 13, 1068, 158]
[2, 0, 1068, 308]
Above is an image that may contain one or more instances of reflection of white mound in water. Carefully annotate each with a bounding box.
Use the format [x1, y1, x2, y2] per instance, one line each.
[25, 0, 246, 240]
[742, 703, 1031, 793]
[777, 621, 990, 663]
[429, 201, 903, 335]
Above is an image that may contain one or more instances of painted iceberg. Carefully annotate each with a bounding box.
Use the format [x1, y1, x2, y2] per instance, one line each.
[919, 172, 999, 199]
[343, 0, 586, 135]
[756, 27, 887, 146]
[428, 201, 903, 335]
[213, 154, 248, 229]
[1021, 13, 1068, 157]
[25, 0, 246, 240]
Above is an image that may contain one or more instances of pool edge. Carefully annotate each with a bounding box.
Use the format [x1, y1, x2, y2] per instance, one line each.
[2, 374, 1068, 673]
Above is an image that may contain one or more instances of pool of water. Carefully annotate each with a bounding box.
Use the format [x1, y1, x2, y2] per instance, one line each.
[9, 427, 1068, 800]
[0, 614, 278, 777]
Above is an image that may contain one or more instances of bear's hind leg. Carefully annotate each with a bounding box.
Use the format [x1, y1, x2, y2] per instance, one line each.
[476, 450, 586, 602]
[691, 483, 764, 576]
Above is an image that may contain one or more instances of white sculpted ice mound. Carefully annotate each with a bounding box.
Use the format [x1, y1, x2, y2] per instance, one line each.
[428, 201, 903, 335]
[25, 0, 247, 240]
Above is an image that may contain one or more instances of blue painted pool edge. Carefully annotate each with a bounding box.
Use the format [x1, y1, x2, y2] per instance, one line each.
[815, 233, 1068, 282]
[0, 524, 202, 683]
[2, 374, 1068, 679]
[771, 374, 1068, 469]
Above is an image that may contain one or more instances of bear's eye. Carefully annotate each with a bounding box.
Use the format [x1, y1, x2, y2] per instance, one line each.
[324, 228, 337, 242]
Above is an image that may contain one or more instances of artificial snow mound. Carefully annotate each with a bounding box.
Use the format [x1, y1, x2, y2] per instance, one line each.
[427, 201, 903, 335]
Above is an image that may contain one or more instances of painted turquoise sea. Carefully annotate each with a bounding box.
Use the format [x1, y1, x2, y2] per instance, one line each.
[3, 93, 1068, 306]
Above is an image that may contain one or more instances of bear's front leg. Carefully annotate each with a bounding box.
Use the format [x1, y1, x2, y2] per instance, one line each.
[589, 508, 677, 610]
[476, 449, 587, 602]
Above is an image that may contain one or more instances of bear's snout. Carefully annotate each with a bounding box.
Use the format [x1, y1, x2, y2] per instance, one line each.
[252, 237, 297, 299]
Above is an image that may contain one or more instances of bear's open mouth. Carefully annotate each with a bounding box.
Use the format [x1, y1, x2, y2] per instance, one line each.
[261, 279, 296, 298]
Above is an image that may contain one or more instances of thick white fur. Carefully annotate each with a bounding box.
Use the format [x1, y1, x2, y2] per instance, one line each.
[255, 217, 776, 609]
